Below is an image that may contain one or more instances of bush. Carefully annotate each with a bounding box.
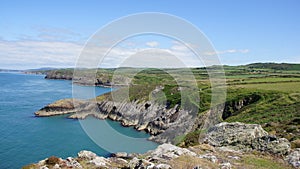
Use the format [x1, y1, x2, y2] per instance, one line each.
[46, 156, 60, 165]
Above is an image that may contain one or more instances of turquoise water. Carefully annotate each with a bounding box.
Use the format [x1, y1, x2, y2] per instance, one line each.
[0, 73, 157, 169]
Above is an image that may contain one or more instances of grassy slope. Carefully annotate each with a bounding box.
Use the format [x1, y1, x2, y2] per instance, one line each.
[42, 63, 300, 144]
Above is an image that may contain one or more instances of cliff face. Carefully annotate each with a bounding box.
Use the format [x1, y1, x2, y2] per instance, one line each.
[45, 71, 73, 80]
[35, 99, 197, 144]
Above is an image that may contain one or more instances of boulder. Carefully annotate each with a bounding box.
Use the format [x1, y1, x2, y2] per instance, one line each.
[285, 148, 300, 168]
[204, 122, 290, 155]
[66, 157, 82, 168]
[77, 150, 97, 160]
[148, 143, 196, 161]
[129, 157, 154, 168]
[89, 156, 108, 167]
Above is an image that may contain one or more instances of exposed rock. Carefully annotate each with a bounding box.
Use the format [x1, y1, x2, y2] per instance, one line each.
[27, 142, 294, 169]
[203, 122, 291, 155]
[227, 155, 240, 160]
[155, 163, 172, 169]
[198, 153, 218, 163]
[35, 99, 197, 144]
[66, 157, 82, 168]
[219, 162, 232, 169]
[77, 150, 97, 160]
[34, 99, 83, 117]
[147, 143, 196, 161]
[285, 148, 300, 168]
[111, 152, 130, 159]
[89, 156, 108, 167]
[53, 164, 60, 169]
[129, 157, 154, 168]
[40, 166, 49, 169]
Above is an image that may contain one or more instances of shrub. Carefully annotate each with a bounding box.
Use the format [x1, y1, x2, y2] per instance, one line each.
[46, 156, 60, 165]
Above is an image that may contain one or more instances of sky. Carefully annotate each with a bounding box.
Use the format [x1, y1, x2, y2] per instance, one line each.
[0, 0, 300, 69]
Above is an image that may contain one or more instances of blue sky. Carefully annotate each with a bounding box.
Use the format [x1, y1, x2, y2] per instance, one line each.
[1, 0, 300, 69]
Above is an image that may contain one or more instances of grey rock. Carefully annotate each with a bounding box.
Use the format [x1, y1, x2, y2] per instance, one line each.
[39, 166, 49, 169]
[204, 122, 290, 155]
[155, 163, 172, 169]
[66, 157, 82, 168]
[199, 153, 218, 163]
[227, 155, 240, 160]
[36, 98, 197, 144]
[89, 156, 108, 167]
[148, 143, 196, 161]
[77, 150, 97, 160]
[219, 162, 232, 169]
[111, 152, 128, 158]
[285, 148, 300, 168]
[129, 157, 154, 169]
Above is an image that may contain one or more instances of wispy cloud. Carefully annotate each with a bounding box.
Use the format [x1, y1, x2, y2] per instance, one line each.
[145, 41, 159, 47]
[0, 30, 249, 69]
[0, 39, 82, 69]
[205, 49, 249, 56]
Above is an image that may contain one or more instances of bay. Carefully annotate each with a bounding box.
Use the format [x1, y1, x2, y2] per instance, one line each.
[0, 73, 157, 169]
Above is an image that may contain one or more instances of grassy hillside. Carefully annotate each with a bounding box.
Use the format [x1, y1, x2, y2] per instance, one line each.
[41, 63, 300, 145]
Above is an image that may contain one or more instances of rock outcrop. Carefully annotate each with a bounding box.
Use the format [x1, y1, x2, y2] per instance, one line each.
[35, 99, 196, 144]
[286, 148, 300, 168]
[25, 142, 294, 169]
[202, 122, 291, 155]
[34, 99, 82, 117]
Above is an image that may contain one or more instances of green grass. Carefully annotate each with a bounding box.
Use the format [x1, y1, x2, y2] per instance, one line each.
[241, 155, 292, 169]
[235, 82, 300, 92]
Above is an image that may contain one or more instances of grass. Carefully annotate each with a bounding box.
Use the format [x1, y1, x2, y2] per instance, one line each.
[41, 63, 300, 144]
[234, 82, 300, 92]
[240, 155, 293, 169]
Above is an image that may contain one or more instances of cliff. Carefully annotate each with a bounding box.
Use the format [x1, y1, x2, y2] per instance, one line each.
[35, 99, 196, 144]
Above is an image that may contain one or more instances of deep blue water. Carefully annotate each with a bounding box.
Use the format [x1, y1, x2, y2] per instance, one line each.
[0, 73, 157, 169]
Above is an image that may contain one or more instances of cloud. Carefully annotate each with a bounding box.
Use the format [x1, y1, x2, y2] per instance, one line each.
[205, 49, 250, 56]
[0, 32, 247, 69]
[0, 39, 82, 69]
[145, 41, 159, 47]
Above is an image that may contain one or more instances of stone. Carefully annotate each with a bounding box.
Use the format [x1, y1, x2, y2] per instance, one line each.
[66, 157, 82, 168]
[155, 163, 172, 169]
[77, 150, 97, 160]
[219, 162, 232, 169]
[111, 152, 128, 158]
[198, 154, 218, 163]
[204, 122, 290, 155]
[129, 157, 154, 168]
[52, 164, 60, 169]
[285, 148, 300, 168]
[149, 143, 196, 161]
[227, 156, 240, 160]
[40, 166, 49, 169]
[89, 156, 108, 167]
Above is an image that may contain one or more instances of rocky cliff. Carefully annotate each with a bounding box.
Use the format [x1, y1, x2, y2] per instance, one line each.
[35, 99, 196, 144]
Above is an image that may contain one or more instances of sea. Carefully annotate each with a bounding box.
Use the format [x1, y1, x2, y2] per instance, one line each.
[0, 72, 158, 169]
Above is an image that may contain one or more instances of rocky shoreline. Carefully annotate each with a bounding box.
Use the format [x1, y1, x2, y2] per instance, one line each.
[35, 98, 196, 144]
[24, 122, 300, 169]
